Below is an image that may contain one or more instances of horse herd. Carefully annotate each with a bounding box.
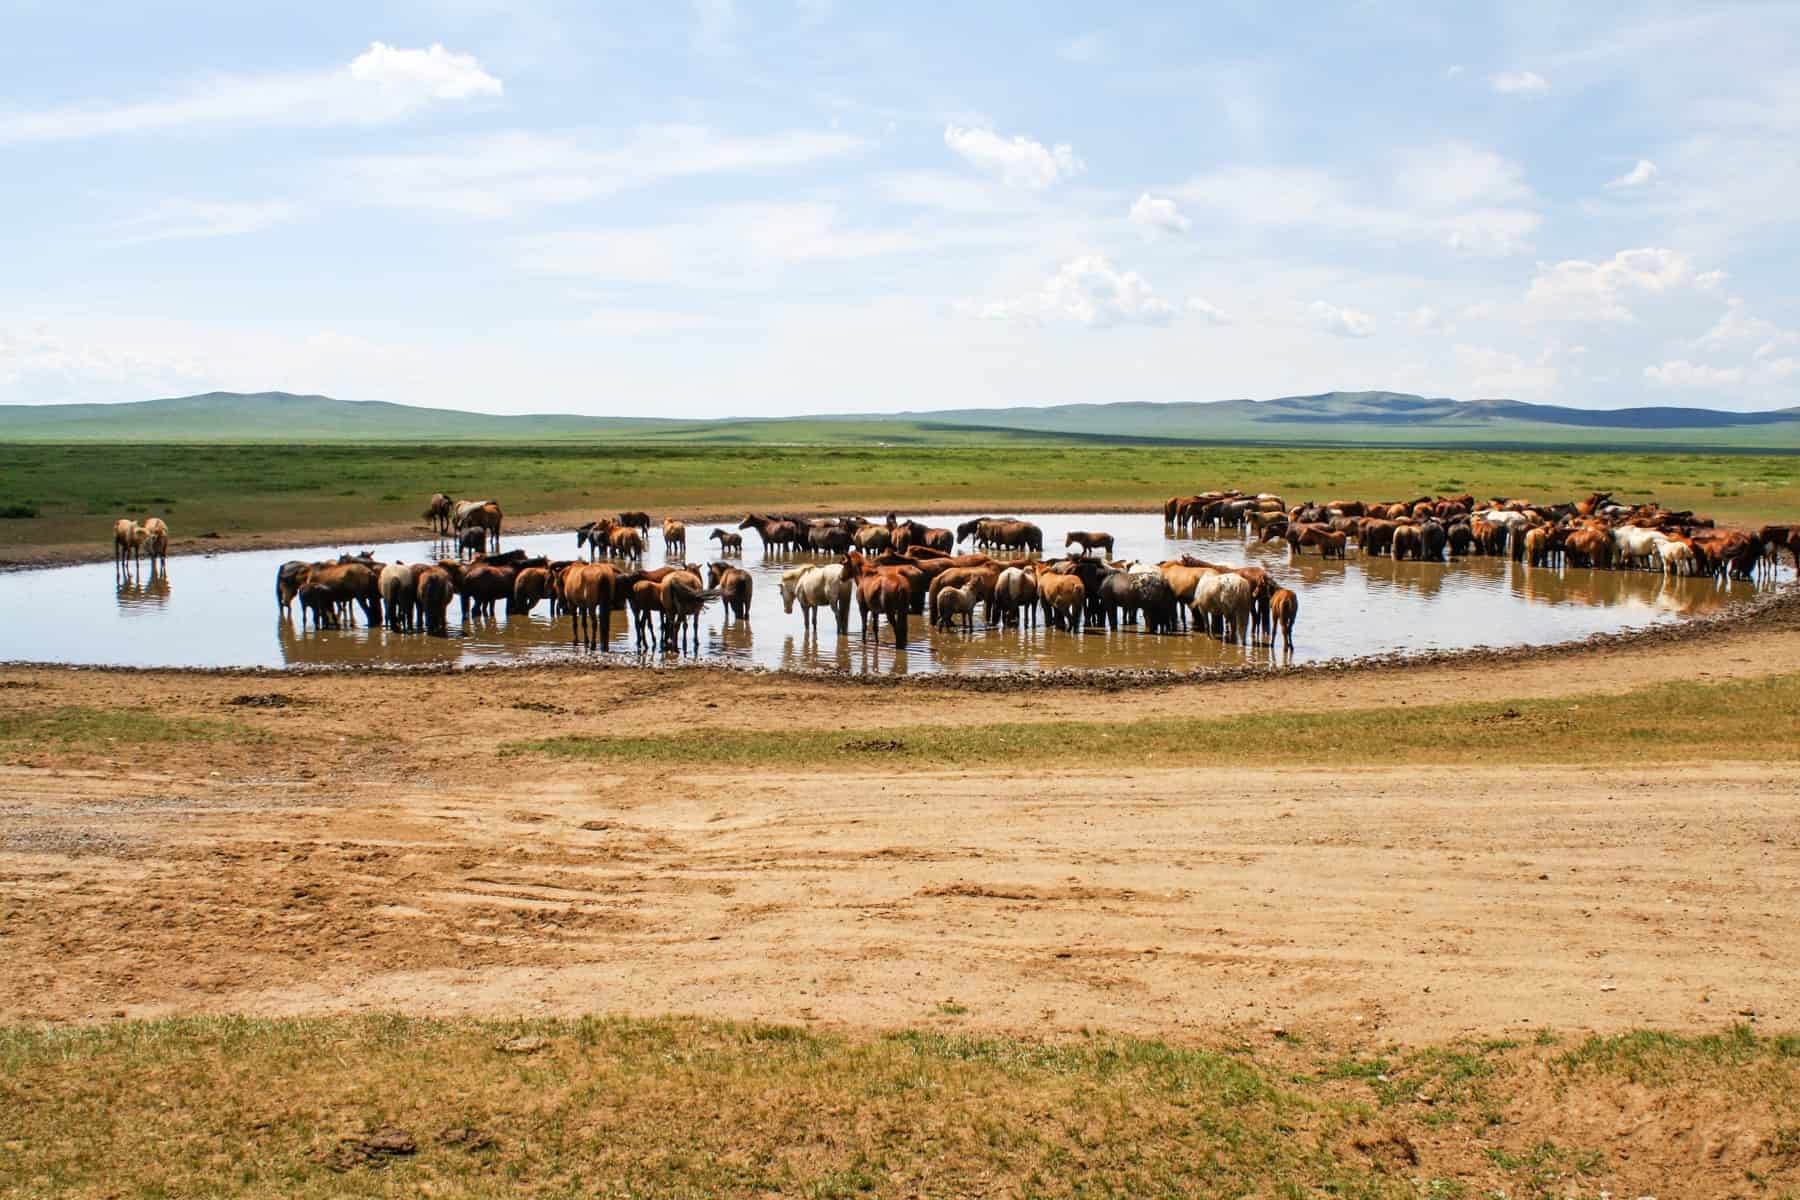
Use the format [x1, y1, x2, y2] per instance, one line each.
[268, 503, 1304, 654]
[1166, 488, 1791, 582]
[177, 479, 1791, 662]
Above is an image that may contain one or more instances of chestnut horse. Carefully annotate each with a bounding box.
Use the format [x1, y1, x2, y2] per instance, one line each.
[841, 552, 913, 648]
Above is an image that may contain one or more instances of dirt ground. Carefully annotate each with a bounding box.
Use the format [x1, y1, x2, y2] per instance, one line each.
[3, 616, 1798, 1050]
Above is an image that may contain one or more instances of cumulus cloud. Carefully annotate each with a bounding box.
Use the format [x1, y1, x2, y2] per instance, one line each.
[0, 42, 500, 143]
[943, 125, 1083, 189]
[1309, 301, 1375, 338]
[1491, 70, 1550, 95]
[1185, 297, 1232, 325]
[0, 321, 211, 400]
[1606, 159, 1658, 189]
[957, 256, 1175, 327]
[1694, 298, 1799, 357]
[347, 43, 502, 99]
[1128, 193, 1190, 234]
[1526, 247, 1722, 321]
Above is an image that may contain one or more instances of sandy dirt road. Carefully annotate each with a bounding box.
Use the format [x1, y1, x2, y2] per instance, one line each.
[2, 621, 1798, 1045]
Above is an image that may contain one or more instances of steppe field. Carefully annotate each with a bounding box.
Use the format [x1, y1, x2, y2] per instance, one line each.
[3, 441, 1799, 1198]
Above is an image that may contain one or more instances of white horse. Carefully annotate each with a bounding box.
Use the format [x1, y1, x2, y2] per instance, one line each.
[1612, 525, 1665, 571]
[779, 563, 850, 634]
[1191, 571, 1253, 643]
[992, 566, 1038, 628]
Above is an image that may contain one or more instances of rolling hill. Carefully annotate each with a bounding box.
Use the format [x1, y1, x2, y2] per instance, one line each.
[2, 389, 1797, 450]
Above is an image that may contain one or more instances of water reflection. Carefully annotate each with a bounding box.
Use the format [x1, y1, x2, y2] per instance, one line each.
[0, 511, 1787, 673]
[115, 571, 171, 615]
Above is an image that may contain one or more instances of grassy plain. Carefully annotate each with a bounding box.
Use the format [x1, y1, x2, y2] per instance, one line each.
[3, 1014, 1796, 1198]
[2, 440, 1798, 553]
[509, 672, 1800, 770]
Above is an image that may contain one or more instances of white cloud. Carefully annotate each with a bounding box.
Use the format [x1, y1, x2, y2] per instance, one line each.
[1185, 297, 1232, 325]
[1058, 32, 1111, 64]
[1694, 298, 1798, 356]
[1128, 193, 1190, 235]
[343, 125, 866, 218]
[0, 43, 500, 143]
[1605, 159, 1658, 189]
[1491, 70, 1550, 95]
[1644, 359, 1745, 388]
[0, 320, 212, 400]
[943, 125, 1083, 189]
[958, 255, 1175, 328]
[1309, 301, 1375, 338]
[1526, 247, 1721, 321]
[111, 199, 299, 243]
[346, 43, 502, 100]
[1445, 64, 1465, 79]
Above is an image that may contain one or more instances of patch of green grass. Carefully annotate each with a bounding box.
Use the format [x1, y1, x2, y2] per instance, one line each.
[1, 1015, 1792, 1198]
[2, 442, 1796, 552]
[0, 705, 261, 748]
[505, 674, 1800, 771]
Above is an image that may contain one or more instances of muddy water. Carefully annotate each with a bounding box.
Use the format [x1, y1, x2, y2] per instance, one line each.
[0, 512, 1776, 674]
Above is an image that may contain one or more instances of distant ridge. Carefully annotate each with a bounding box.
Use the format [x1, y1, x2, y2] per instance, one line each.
[1, 388, 1796, 449]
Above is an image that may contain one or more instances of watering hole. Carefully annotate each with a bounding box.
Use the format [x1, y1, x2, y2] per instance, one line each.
[1, 512, 1777, 674]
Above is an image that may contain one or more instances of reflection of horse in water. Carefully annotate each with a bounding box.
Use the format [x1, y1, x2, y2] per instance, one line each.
[115, 572, 170, 614]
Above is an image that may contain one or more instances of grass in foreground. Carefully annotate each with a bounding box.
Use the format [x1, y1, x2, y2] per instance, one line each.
[2, 441, 1797, 552]
[507, 672, 1800, 770]
[1, 1015, 1795, 1198]
[0, 704, 260, 749]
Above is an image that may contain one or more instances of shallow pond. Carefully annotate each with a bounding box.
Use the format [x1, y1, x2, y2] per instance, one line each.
[0, 511, 1777, 674]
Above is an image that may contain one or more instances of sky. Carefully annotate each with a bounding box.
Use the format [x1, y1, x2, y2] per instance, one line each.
[2, 0, 1798, 416]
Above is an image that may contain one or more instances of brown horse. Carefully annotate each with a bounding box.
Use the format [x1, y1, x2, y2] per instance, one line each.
[560, 562, 619, 650]
[1033, 565, 1086, 632]
[707, 562, 753, 621]
[423, 492, 454, 535]
[141, 517, 169, 572]
[1269, 587, 1299, 653]
[842, 552, 913, 648]
[708, 528, 743, 555]
[1064, 530, 1115, 557]
[663, 518, 687, 557]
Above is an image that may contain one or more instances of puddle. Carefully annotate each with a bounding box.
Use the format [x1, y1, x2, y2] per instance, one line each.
[0, 512, 1776, 674]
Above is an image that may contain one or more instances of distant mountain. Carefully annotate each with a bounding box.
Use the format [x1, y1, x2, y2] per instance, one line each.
[0, 391, 673, 440]
[888, 391, 1800, 439]
[1, 388, 1796, 449]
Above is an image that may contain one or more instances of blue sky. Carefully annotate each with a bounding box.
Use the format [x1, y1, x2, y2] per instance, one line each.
[3, 0, 1798, 415]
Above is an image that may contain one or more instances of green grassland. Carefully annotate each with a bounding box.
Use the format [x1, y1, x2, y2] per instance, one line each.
[7, 390, 1800, 450]
[2, 1014, 1794, 1198]
[509, 673, 1800, 770]
[2, 441, 1797, 553]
